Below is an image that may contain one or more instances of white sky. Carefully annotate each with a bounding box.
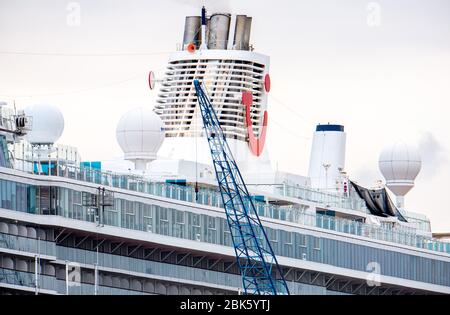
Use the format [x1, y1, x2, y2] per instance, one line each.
[0, 0, 449, 231]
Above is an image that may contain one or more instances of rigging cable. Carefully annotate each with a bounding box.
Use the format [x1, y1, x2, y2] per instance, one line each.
[269, 116, 311, 140]
[0, 50, 172, 57]
[0, 71, 158, 99]
[268, 94, 314, 124]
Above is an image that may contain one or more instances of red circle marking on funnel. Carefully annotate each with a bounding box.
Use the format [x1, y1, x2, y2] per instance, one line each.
[187, 43, 196, 53]
[264, 74, 271, 93]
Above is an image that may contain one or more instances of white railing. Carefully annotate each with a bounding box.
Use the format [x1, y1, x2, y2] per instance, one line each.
[6, 160, 450, 255]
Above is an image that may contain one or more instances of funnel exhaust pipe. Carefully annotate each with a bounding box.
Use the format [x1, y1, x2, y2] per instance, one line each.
[200, 6, 208, 50]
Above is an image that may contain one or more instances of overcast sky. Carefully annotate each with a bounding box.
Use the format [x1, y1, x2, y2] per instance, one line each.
[0, 0, 449, 231]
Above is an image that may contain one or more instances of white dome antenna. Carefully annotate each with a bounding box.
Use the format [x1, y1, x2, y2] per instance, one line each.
[379, 141, 422, 210]
[116, 107, 165, 171]
[24, 104, 65, 145]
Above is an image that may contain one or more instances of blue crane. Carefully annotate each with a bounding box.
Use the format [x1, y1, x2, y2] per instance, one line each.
[193, 79, 290, 295]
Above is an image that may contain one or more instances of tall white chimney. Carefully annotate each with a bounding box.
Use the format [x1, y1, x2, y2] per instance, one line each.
[308, 124, 346, 192]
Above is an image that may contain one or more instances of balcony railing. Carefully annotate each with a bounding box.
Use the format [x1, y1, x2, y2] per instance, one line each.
[0, 268, 56, 292]
[256, 183, 369, 213]
[7, 161, 450, 255]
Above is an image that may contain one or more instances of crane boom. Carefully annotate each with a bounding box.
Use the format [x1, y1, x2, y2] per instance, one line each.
[194, 80, 290, 295]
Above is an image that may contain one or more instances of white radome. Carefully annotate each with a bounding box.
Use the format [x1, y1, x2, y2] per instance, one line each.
[378, 141, 422, 197]
[116, 107, 165, 169]
[24, 104, 65, 145]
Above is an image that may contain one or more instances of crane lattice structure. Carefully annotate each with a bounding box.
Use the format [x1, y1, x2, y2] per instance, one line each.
[194, 79, 289, 295]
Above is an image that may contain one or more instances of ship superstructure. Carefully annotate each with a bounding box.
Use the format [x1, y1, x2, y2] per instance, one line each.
[0, 8, 449, 296]
[153, 10, 274, 180]
[155, 13, 266, 142]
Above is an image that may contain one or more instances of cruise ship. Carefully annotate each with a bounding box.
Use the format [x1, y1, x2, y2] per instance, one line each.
[0, 8, 449, 295]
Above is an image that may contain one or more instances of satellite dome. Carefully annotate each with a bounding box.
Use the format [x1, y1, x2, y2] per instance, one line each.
[379, 141, 422, 198]
[24, 104, 65, 145]
[116, 107, 165, 170]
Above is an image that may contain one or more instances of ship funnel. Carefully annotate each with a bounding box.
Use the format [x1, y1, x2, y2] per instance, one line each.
[233, 15, 252, 50]
[308, 124, 347, 192]
[207, 13, 231, 49]
[184, 8, 252, 51]
[183, 16, 202, 49]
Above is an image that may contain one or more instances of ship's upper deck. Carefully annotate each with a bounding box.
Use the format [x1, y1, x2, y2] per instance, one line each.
[1, 161, 447, 256]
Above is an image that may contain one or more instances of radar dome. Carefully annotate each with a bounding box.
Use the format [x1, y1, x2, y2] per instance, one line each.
[116, 107, 165, 170]
[24, 104, 65, 145]
[379, 141, 422, 209]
